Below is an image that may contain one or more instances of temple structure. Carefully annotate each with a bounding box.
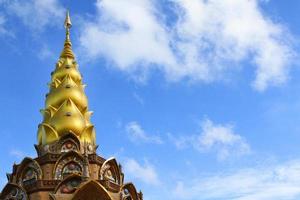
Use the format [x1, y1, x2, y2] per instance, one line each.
[0, 12, 143, 200]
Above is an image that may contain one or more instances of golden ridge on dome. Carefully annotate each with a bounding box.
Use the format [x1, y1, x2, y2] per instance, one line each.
[37, 12, 95, 145]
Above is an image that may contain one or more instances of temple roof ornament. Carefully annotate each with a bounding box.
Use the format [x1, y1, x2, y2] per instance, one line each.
[37, 11, 95, 145]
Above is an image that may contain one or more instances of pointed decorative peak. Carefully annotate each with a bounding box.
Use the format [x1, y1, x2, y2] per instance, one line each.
[82, 107, 89, 113]
[60, 10, 75, 59]
[84, 111, 94, 126]
[81, 125, 96, 145]
[64, 10, 72, 29]
[62, 74, 73, 81]
[39, 123, 59, 145]
[52, 79, 62, 88]
[58, 74, 80, 88]
[45, 106, 58, 118]
[56, 60, 63, 68]
[65, 98, 74, 106]
[49, 105, 58, 111]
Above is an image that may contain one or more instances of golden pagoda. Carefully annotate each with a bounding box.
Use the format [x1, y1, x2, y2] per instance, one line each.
[0, 11, 143, 200]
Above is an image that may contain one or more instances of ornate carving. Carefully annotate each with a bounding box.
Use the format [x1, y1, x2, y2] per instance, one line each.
[121, 188, 133, 200]
[54, 152, 84, 180]
[24, 180, 61, 194]
[62, 162, 82, 177]
[121, 183, 139, 200]
[58, 176, 81, 194]
[0, 184, 28, 200]
[61, 141, 78, 153]
[22, 168, 38, 186]
[3, 187, 27, 200]
[100, 158, 121, 185]
[53, 175, 82, 195]
[15, 158, 42, 187]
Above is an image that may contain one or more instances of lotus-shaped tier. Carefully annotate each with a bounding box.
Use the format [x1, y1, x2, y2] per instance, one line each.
[37, 123, 96, 145]
[52, 58, 82, 83]
[37, 99, 95, 145]
[46, 75, 88, 111]
[37, 123, 59, 145]
[48, 99, 87, 136]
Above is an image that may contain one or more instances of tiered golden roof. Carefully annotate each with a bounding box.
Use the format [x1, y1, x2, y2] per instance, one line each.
[37, 11, 95, 145]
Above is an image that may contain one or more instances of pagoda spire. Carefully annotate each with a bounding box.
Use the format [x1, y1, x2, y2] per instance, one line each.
[1, 10, 143, 200]
[60, 10, 75, 59]
[37, 11, 96, 146]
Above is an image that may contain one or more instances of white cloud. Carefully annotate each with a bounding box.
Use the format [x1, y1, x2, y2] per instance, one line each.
[125, 121, 163, 144]
[79, 0, 175, 74]
[169, 119, 250, 160]
[172, 160, 300, 200]
[79, 0, 294, 91]
[175, 0, 294, 91]
[123, 158, 160, 185]
[7, 0, 65, 32]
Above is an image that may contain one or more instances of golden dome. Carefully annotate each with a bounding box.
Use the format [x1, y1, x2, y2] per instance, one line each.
[46, 75, 88, 111]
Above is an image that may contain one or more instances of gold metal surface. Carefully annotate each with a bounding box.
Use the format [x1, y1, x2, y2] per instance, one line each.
[37, 12, 96, 145]
[46, 75, 88, 111]
[52, 59, 82, 83]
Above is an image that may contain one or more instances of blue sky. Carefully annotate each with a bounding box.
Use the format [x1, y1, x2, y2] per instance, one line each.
[1, 0, 300, 199]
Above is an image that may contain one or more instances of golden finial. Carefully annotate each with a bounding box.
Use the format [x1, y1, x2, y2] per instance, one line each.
[60, 10, 75, 59]
[64, 10, 72, 29]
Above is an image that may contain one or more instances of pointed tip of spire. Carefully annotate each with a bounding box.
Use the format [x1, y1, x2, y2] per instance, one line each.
[64, 10, 72, 29]
[60, 10, 75, 59]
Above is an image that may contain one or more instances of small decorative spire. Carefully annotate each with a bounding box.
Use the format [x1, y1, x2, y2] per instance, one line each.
[60, 10, 75, 59]
[64, 10, 72, 29]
